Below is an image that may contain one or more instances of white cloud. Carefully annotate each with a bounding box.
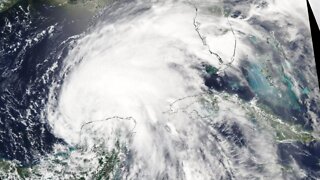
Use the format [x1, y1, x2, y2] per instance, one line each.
[43, 0, 314, 179]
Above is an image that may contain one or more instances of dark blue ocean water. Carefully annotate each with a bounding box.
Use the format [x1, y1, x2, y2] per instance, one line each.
[0, 1, 319, 179]
[0, 0, 90, 165]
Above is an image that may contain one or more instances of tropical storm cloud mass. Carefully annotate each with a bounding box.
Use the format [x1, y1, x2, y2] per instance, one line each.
[0, 0, 319, 179]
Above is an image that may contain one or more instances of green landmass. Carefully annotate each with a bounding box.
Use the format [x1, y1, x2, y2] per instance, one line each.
[0, 0, 19, 13]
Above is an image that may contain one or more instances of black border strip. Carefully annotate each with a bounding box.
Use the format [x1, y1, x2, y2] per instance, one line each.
[307, 0, 320, 88]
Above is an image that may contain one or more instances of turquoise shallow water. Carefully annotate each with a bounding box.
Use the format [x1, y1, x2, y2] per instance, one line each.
[0, 0, 320, 179]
